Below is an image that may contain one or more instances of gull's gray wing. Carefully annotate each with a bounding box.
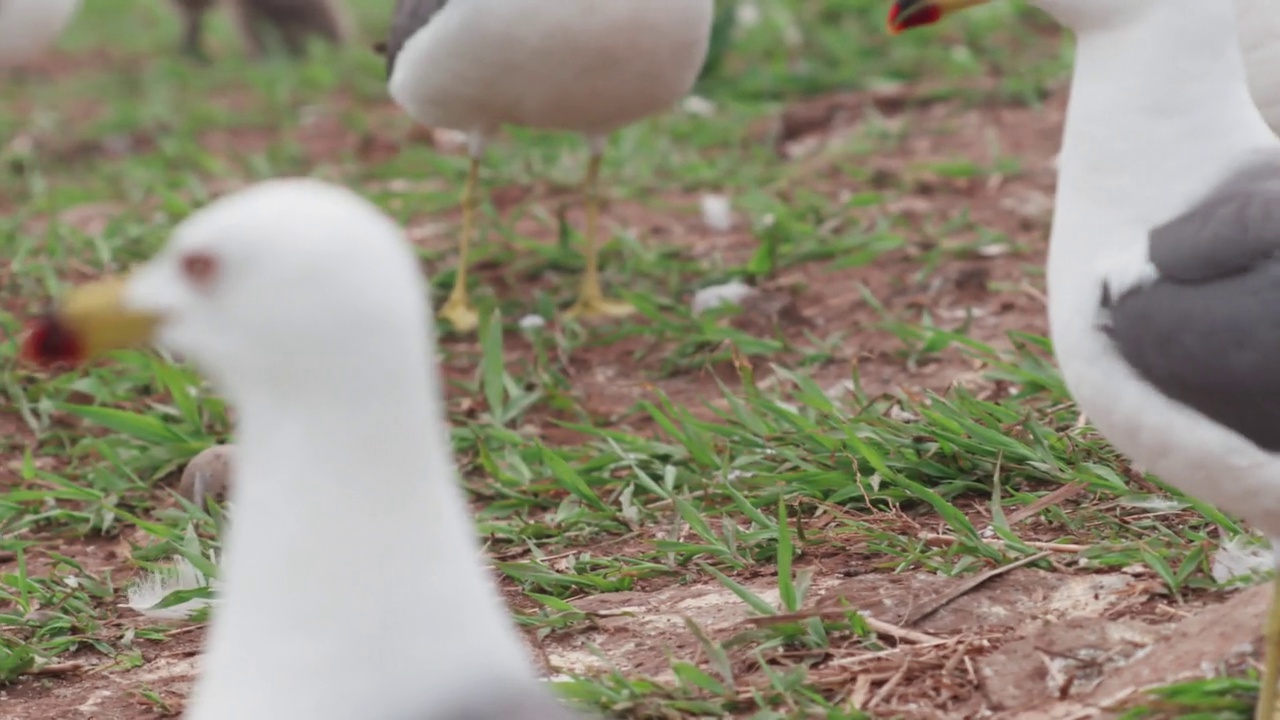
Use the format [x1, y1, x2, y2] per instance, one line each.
[384, 0, 450, 79]
[1102, 156, 1280, 451]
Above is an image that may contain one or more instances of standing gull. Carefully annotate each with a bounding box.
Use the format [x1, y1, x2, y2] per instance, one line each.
[170, 0, 352, 61]
[891, 0, 1280, 716]
[383, 0, 715, 332]
[22, 179, 589, 720]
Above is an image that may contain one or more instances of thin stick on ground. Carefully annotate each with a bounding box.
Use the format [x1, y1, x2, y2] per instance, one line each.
[902, 551, 1052, 626]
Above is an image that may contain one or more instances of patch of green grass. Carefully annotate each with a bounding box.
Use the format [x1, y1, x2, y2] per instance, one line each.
[1117, 677, 1257, 720]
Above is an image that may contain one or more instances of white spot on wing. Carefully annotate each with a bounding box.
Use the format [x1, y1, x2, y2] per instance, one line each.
[1098, 242, 1160, 301]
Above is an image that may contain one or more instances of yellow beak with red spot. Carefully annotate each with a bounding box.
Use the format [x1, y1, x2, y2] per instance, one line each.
[22, 276, 161, 365]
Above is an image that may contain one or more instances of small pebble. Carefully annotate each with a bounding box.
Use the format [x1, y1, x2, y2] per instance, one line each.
[178, 445, 235, 509]
[700, 193, 734, 232]
[691, 280, 756, 316]
[681, 95, 718, 118]
[22, 610, 58, 624]
[518, 314, 547, 331]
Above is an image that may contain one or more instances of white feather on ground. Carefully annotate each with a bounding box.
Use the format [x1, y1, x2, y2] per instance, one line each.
[126, 550, 220, 621]
[699, 193, 734, 232]
[691, 280, 755, 315]
[1211, 533, 1275, 584]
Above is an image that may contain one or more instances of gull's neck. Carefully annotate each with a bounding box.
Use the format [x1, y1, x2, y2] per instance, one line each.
[1234, 0, 1280, 133]
[1047, 0, 1276, 337]
[1236, 0, 1280, 68]
[187, 350, 537, 720]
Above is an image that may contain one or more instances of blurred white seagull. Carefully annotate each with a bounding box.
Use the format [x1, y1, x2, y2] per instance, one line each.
[23, 179, 590, 720]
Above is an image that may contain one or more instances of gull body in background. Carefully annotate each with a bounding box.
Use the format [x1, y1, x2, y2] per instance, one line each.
[1237, 0, 1280, 133]
[22, 179, 589, 720]
[891, 0, 1280, 717]
[0, 0, 80, 68]
[383, 0, 715, 332]
[170, 0, 218, 60]
[169, 0, 351, 61]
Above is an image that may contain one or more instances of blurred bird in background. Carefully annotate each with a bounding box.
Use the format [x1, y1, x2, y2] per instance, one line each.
[170, 0, 352, 61]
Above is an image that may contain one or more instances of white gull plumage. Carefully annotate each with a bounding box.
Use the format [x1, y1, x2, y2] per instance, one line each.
[27, 179, 583, 720]
[0, 0, 80, 68]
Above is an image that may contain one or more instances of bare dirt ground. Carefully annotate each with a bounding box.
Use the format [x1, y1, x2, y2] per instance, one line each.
[2, 80, 1268, 720]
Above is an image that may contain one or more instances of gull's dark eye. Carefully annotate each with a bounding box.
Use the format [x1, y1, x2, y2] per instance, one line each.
[181, 251, 219, 288]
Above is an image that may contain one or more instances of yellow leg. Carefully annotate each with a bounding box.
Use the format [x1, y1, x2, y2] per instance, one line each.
[564, 151, 635, 321]
[438, 156, 481, 333]
[1259, 576, 1280, 720]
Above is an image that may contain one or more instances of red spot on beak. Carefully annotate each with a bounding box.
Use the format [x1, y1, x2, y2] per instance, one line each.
[20, 314, 85, 366]
[887, 0, 943, 34]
